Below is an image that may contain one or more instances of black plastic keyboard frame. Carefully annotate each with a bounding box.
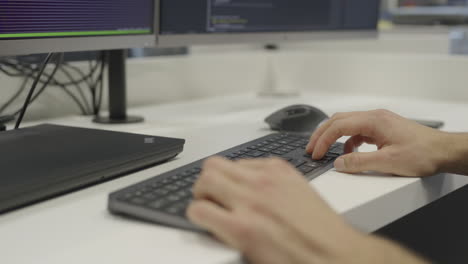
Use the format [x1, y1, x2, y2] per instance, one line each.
[108, 133, 343, 232]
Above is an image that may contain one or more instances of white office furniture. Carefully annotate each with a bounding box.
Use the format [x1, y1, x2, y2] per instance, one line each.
[1, 92, 467, 264]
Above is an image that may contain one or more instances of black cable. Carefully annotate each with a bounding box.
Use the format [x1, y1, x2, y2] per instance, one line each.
[58, 66, 93, 114]
[0, 115, 15, 124]
[1, 59, 99, 87]
[15, 53, 56, 129]
[15, 53, 64, 129]
[0, 76, 29, 115]
[92, 51, 106, 115]
[1, 62, 88, 116]
[24, 60, 98, 112]
[0, 65, 26, 77]
[1, 54, 101, 118]
[61, 61, 99, 87]
[0, 115, 14, 130]
[54, 84, 89, 115]
[74, 59, 103, 114]
[96, 60, 105, 115]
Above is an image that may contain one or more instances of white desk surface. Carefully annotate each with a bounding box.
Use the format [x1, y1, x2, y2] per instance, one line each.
[2, 92, 468, 264]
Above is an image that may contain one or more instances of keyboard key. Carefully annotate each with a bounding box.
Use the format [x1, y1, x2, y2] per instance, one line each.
[305, 162, 321, 168]
[143, 193, 157, 200]
[164, 201, 189, 215]
[175, 190, 191, 199]
[225, 154, 238, 160]
[153, 188, 169, 196]
[278, 147, 292, 153]
[298, 165, 316, 174]
[259, 147, 272, 152]
[175, 180, 189, 187]
[272, 150, 286, 155]
[150, 182, 163, 189]
[185, 176, 198, 183]
[161, 178, 172, 185]
[247, 151, 265, 157]
[328, 149, 343, 155]
[181, 171, 192, 177]
[191, 167, 202, 173]
[289, 159, 307, 167]
[129, 197, 146, 205]
[167, 194, 182, 202]
[170, 175, 182, 181]
[165, 206, 182, 215]
[118, 192, 134, 201]
[148, 198, 170, 209]
[165, 184, 180, 191]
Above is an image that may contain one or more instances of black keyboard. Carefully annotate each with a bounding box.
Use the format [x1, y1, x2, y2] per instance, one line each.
[108, 133, 344, 232]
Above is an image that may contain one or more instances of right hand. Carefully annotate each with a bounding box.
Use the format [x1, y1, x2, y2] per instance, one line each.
[306, 109, 449, 177]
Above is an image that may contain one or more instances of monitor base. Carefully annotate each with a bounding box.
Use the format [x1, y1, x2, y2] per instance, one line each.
[93, 115, 144, 124]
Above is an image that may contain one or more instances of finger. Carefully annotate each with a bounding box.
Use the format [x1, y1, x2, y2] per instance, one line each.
[306, 118, 333, 153]
[187, 200, 243, 250]
[193, 166, 249, 210]
[306, 111, 365, 153]
[312, 116, 375, 160]
[235, 158, 280, 171]
[343, 135, 375, 154]
[188, 201, 312, 264]
[203, 156, 268, 185]
[334, 151, 390, 174]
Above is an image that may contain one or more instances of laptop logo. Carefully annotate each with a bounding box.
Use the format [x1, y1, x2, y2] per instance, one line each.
[144, 137, 155, 144]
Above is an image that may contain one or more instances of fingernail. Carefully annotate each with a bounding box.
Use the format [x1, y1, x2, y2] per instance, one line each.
[334, 158, 346, 171]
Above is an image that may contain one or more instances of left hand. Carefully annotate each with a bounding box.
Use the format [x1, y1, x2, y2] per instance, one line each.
[187, 157, 371, 264]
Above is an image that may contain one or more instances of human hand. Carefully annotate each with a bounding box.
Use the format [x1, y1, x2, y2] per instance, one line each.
[306, 109, 448, 177]
[187, 157, 427, 264]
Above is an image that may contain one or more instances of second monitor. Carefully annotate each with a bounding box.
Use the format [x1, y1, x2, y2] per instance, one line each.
[158, 0, 381, 46]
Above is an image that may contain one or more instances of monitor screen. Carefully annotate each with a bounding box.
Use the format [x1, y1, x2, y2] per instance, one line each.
[160, 0, 380, 35]
[0, 0, 155, 40]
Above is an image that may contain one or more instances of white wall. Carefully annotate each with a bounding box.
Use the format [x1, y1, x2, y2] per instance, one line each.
[1, 29, 468, 122]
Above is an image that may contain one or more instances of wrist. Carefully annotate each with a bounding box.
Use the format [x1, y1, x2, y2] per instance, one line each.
[436, 132, 468, 175]
[361, 235, 429, 264]
[318, 228, 429, 264]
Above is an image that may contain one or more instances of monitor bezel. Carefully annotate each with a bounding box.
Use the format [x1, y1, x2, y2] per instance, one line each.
[157, 30, 378, 47]
[156, 0, 380, 47]
[0, 0, 159, 56]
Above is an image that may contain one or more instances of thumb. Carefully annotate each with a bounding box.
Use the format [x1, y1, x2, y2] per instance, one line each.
[334, 151, 388, 174]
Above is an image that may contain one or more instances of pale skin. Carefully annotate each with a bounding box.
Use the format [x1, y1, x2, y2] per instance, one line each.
[187, 109, 468, 264]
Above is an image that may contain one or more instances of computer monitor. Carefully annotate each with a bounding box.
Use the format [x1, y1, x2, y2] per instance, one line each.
[0, 0, 158, 123]
[0, 0, 156, 56]
[158, 0, 380, 46]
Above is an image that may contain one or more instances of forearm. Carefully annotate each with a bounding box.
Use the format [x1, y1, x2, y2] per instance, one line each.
[365, 236, 430, 264]
[327, 231, 429, 264]
[436, 132, 468, 176]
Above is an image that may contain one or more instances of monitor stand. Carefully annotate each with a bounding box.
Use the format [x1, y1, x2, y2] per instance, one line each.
[258, 48, 300, 97]
[93, 49, 144, 124]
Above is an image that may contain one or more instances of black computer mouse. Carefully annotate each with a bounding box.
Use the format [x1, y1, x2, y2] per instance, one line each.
[265, 105, 329, 133]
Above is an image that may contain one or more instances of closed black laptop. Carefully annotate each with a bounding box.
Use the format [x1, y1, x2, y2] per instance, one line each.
[0, 124, 185, 213]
